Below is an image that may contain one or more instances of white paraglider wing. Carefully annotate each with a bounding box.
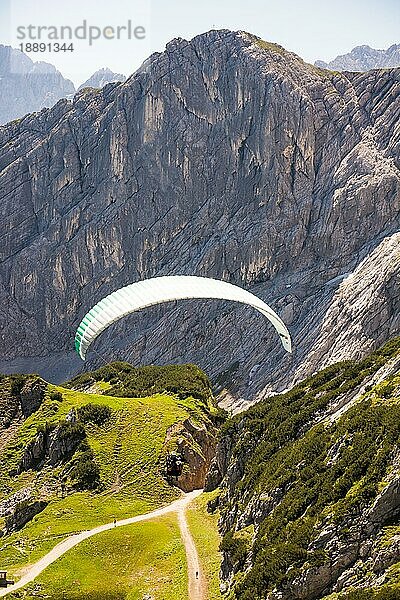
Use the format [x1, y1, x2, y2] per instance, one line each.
[74, 275, 292, 360]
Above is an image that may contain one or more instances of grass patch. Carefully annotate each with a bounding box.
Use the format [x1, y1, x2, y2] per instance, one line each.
[6, 515, 187, 600]
[187, 490, 223, 599]
[250, 36, 287, 56]
[338, 583, 400, 599]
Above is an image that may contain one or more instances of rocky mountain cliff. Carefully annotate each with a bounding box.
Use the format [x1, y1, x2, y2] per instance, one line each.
[315, 43, 400, 72]
[0, 45, 75, 125]
[207, 338, 400, 599]
[77, 67, 126, 92]
[0, 30, 399, 408]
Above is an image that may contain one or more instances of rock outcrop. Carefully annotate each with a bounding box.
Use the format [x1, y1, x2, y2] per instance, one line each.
[19, 377, 47, 417]
[0, 487, 32, 519]
[0, 375, 46, 434]
[316, 43, 400, 72]
[0, 385, 21, 430]
[4, 499, 48, 534]
[161, 418, 217, 492]
[19, 421, 85, 472]
[0, 31, 399, 406]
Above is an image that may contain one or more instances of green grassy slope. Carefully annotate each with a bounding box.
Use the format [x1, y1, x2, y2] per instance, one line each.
[187, 489, 223, 599]
[6, 515, 187, 600]
[0, 364, 217, 582]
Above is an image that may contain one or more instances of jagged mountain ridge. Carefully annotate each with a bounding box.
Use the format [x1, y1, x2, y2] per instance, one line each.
[316, 43, 400, 72]
[0, 30, 399, 407]
[77, 67, 126, 92]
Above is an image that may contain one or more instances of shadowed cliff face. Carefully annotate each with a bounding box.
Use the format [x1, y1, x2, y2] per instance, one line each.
[0, 30, 399, 407]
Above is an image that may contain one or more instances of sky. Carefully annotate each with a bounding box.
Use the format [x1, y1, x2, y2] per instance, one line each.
[0, 0, 399, 86]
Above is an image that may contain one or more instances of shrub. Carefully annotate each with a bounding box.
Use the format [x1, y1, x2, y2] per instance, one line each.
[64, 372, 94, 388]
[95, 362, 134, 382]
[57, 420, 86, 444]
[50, 391, 63, 402]
[220, 531, 248, 568]
[70, 448, 100, 490]
[107, 363, 212, 403]
[77, 403, 112, 425]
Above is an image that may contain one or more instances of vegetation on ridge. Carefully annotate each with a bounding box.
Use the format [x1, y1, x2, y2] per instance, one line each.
[216, 337, 400, 599]
[66, 362, 215, 407]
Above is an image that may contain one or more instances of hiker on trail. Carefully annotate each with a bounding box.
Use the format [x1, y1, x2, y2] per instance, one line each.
[114, 518, 116, 527]
[196, 571, 199, 579]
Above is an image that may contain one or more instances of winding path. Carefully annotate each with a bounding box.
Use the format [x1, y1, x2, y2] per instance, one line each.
[0, 489, 205, 599]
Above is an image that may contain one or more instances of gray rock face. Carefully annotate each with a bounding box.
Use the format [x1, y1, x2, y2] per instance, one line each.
[0, 30, 399, 404]
[78, 67, 126, 91]
[4, 499, 48, 533]
[205, 432, 233, 492]
[19, 429, 47, 471]
[0, 45, 75, 124]
[0, 487, 32, 518]
[316, 43, 400, 71]
[19, 421, 85, 471]
[162, 418, 217, 492]
[19, 377, 46, 417]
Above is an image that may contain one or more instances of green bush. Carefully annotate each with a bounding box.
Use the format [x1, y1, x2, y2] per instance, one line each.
[64, 372, 95, 388]
[57, 420, 86, 444]
[50, 391, 63, 402]
[107, 363, 212, 403]
[95, 362, 134, 381]
[77, 403, 112, 425]
[220, 531, 248, 568]
[70, 447, 100, 490]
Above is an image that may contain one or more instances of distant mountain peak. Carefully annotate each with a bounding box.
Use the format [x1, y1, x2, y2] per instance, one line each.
[0, 44, 75, 124]
[78, 68, 126, 91]
[315, 42, 400, 71]
[0, 45, 129, 124]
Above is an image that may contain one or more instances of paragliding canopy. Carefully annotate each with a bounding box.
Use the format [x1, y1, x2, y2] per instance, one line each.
[74, 275, 292, 360]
